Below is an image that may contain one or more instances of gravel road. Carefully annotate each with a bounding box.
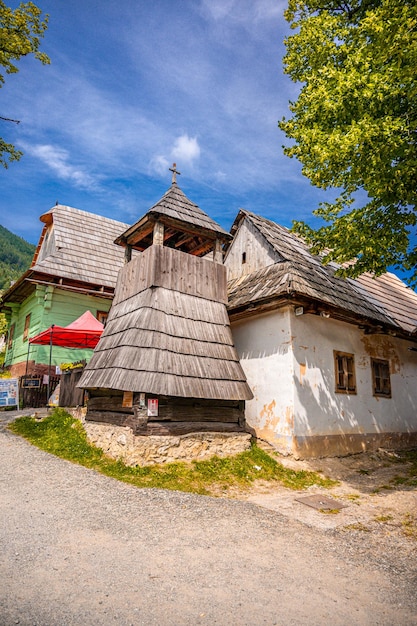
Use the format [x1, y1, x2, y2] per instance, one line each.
[1, 411, 416, 626]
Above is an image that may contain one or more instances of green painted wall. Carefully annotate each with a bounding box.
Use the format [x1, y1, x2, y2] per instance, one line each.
[5, 286, 112, 369]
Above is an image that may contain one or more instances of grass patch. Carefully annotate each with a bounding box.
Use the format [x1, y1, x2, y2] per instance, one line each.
[393, 449, 417, 487]
[9, 409, 337, 496]
[343, 522, 371, 532]
[374, 514, 393, 523]
[402, 513, 417, 540]
[372, 484, 394, 493]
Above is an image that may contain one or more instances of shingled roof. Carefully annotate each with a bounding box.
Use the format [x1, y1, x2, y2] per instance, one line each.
[115, 183, 231, 255]
[31, 205, 129, 289]
[1, 205, 130, 309]
[226, 210, 417, 336]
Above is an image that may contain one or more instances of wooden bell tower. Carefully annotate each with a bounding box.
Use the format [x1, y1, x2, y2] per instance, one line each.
[80, 166, 252, 435]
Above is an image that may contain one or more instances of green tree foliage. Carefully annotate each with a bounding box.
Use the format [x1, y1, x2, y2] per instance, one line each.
[280, 0, 417, 283]
[0, 1, 49, 167]
[0, 223, 35, 290]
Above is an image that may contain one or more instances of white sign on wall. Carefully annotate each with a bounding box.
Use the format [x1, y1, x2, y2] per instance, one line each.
[147, 398, 159, 417]
[0, 378, 19, 407]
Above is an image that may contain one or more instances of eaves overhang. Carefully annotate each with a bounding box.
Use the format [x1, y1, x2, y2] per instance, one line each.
[0, 270, 115, 313]
[227, 291, 414, 342]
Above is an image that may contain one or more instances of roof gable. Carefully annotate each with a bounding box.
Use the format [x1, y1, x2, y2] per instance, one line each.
[227, 209, 320, 267]
[226, 210, 417, 336]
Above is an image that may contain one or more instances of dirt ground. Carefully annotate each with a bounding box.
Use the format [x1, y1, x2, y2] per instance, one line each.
[240, 443, 417, 539]
[1, 411, 416, 625]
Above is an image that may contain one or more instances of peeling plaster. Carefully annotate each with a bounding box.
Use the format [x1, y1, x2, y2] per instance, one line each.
[361, 335, 401, 374]
[258, 400, 294, 438]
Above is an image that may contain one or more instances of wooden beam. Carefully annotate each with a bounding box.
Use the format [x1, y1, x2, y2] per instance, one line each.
[174, 233, 196, 248]
[126, 222, 155, 246]
[138, 421, 245, 436]
[163, 228, 177, 243]
[153, 213, 226, 242]
[188, 240, 215, 256]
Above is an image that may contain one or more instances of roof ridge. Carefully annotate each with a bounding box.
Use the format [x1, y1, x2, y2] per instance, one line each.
[52, 204, 130, 228]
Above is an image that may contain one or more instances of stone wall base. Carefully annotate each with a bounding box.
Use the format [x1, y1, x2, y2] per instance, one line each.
[83, 421, 252, 466]
[291, 431, 417, 459]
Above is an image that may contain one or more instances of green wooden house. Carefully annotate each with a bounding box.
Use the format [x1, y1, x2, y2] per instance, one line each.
[0, 204, 130, 377]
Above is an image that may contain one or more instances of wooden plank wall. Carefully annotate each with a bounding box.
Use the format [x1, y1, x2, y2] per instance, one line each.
[113, 246, 227, 306]
[85, 390, 245, 436]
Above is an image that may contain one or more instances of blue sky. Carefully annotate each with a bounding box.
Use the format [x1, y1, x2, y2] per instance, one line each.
[2, 0, 334, 245]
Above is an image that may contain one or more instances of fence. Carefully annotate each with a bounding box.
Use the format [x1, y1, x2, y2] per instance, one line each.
[59, 368, 85, 407]
[20, 375, 61, 409]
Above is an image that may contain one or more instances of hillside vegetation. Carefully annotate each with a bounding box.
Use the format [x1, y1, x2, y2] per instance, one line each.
[0, 224, 36, 292]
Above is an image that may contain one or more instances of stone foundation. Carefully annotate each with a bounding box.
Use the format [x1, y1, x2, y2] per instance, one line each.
[83, 421, 252, 466]
[292, 431, 417, 459]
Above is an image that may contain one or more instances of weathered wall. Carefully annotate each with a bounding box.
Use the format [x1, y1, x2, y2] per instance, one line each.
[291, 313, 417, 456]
[232, 306, 417, 457]
[231, 307, 295, 453]
[224, 217, 280, 280]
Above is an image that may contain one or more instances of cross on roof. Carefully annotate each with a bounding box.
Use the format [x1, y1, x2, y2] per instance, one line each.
[169, 163, 181, 184]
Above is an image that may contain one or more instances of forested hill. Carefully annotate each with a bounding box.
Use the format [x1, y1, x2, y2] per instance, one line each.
[0, 224, 36, 292]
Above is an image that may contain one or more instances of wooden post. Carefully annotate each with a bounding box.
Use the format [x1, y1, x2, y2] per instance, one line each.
[153, 221, 165, 246]
[124, 244, 132, 263]
[214, 238, 223, 264]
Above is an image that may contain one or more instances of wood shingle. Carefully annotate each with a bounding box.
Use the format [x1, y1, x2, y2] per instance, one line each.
[80, 246, 252, 401]
[32, 205, 130, 289]
[226, 210, 417, 336]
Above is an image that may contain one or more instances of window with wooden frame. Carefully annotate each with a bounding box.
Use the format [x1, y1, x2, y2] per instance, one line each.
[371, 358, 391, 398]
[7, 323, 15, 350]
[96, 311, 108, 326]
[334, 351, 356, 394]
[23, 313, 31, 341]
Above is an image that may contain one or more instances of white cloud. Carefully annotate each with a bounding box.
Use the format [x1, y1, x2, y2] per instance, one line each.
[23, 143, 98, 190]
[149, 135, 201, 178]
[171, 134, 201, 164]
[149, 154, 170, 176]
[200, 0, 285, 27]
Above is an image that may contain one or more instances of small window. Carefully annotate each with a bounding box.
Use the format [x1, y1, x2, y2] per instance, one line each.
[372, 358, 391, 398]
[23, 314, 31, 341]
[242, 251, 247, 264]
[7, 323, 15, 350]
[334, 351, 356, 393]
[96, 311, 108, 326]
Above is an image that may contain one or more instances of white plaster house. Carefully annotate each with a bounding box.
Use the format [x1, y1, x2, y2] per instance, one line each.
[225, 210, 417, 458]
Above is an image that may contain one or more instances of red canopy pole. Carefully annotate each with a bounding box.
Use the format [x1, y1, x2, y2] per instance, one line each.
[47, 325, 54, 408]
[25, 339, 31, 376]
